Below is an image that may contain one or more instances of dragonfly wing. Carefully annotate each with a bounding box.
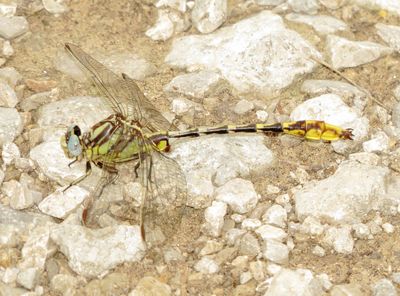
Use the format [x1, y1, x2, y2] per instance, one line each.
[137, 139, 187, 242]
[65, 43, 143, 122]
[121, 74, 177, 132]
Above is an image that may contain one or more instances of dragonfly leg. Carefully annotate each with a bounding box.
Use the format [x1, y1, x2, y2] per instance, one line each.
[134, 161, 141, 178]
[68, 157, 78, 168]
[63, 161, 92, 192]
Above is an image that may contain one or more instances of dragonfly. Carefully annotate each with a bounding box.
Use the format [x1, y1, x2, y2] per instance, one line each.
[60, 43, 354, 241]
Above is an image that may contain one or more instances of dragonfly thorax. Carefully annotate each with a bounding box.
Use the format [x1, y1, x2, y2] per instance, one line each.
[61, 125, 83, 158]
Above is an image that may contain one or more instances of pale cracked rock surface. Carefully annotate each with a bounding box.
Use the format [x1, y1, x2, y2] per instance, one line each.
[165, 11, 321, 96]
[194, 257, 219, 274]
[327, 35, 393, 69]
[0, 16, 29, 39]
[191, 0, 227, 33]
[215, 178, 259, 214]
[50, 224, 146, 278]
[285, 13, 347, 35]
[376, 23, 400, 52]
[145, 8, 189, 41]
[164, 70, 228, 100]
[38, 186, 90, 219]
[323, 226, 354, 254]
[170, 135, 273, 208]
[43, 0, 69, 15]
[353, 0, 400, 16]
[265, 268, 323, 296]
[30, 139, 89, 186]
[0, 80, 18, 107]
[0, 107, 22, 146]
[36, 96, 112, 141]
[295, 160, 391, 224]
[203, 200, 227, 237]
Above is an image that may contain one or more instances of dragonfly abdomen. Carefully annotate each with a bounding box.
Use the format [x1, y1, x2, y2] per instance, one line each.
[162, 120, 353, 142]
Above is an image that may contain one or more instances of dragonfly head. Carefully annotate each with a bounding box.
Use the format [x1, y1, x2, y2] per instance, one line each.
[61, 125, 83, 158]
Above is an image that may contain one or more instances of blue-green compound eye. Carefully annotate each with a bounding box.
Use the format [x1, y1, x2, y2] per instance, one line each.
[67, 134, 82, 157]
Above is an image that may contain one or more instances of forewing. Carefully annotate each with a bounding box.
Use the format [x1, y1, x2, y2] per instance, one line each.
[122, 74, 177, 132]
[65, 43, 143, 121]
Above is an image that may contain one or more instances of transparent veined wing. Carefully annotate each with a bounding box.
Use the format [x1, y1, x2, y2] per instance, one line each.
[121, 74, 177, 132]
[65, 43, 174, 132]
[137, 137, 187, 242]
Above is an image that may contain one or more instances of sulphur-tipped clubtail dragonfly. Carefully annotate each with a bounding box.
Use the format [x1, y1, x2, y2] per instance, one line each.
[61, 43, 353, 240]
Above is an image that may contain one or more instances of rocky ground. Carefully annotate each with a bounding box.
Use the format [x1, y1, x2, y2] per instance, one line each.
[1, 0, 400, 295]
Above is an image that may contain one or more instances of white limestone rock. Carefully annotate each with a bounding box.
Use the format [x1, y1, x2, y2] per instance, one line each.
[372, 278, 397, 296]
[0, 107, 22, 146]
[43, 0, 69, 15]
[170, 135, 273, 208]
[234, 99, 254, 115]
[327, 35, 393, 69]
[194, 257, 219, 274]
[295, 160, 391, 224]
[265, 268, 323, 295]
[1, 180, 39, 210]
[0, 67, 23, 87]
[164, 70, 227, 100]
[165, 11, 321, 96]
[199, 240, 223, 256]
[0, 80, 18, 107]
[29, 139, 89, 186]
[376, 23, 400, 52]
[156, 0, 187, 12]
[50, 224, 146, 278]
[38, 186, 90, 219]
[285, 13, 347, 34]
[145, 9, 175, 41]
[241, 218, 262, 230]
[353, 0, 400, 17]
[312, 245, 326, 257]
[262, 204, 287, 228]
[170, 96, 203, 116]
[298, 216, 325, 236]
[348, 152, 380, 166]
[323, 225, 354, 254]
[262, 240, 289, 264]
[0, 3, 17, 17]
[191, 0, 227, 33]
[288, 0, 319, 14]
[225, 228, 246, 246]
[362, 131, 390, 153]
[301, 80, 366, 101]
[256, 0, 285, 5]
[2, 142, 20, 166]
[203, 201, 227, 237]
[36, 96, 112, 141]
[0, 16, 29, 39]
[215, 178, 259, 214]
[256, 110, 269, 121]
[352, 223, 371, 239]
[19, 223, 57, 270]
[256, 225, 287, 243]
[16, 267, 40, 290]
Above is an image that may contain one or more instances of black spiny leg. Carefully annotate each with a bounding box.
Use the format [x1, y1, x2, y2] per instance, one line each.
[134, 161, 140, 178]
[63, 161, 92, 192]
